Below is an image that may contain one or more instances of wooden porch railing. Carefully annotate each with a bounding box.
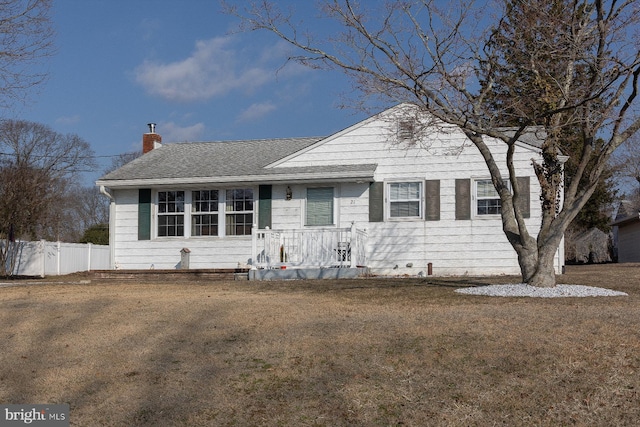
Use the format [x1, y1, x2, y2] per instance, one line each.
[251, 223, 367, 269]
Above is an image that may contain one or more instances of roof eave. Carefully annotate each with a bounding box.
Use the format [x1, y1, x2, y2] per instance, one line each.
[611, 212, 640, 226]
[96, 170, 376, 189]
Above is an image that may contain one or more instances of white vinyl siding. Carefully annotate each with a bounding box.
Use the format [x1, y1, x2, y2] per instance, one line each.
[275, 107, 558, 276]
[112, 189, 254, 270]
[306, 187, 334, 226]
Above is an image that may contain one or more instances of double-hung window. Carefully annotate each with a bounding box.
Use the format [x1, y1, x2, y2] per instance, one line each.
[389, 182, 422, 219]
[192, 190, 218, 236]
[225, 189, 253, 235]
[158, 191, 185, 236]
[155, 188, 254, 237]
[476, 179, 509, 215]
[306, 187, 334, 226]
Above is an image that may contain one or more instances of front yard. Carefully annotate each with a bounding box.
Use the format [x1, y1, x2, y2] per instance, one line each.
[1, 264, 639, 426]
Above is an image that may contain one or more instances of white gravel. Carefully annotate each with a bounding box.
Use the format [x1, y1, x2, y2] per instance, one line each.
[455, 283, 628, 298]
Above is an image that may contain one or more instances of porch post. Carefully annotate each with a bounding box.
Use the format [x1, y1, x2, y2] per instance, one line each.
[251, 224, 257, 269]
[350, 222, 357, 268]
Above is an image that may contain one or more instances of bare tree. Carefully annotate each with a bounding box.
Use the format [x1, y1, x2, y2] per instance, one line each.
[0, 0, 55, 109]
[226, 0, 640, 287]
[53, 150, 144, 247]
[46, 149, 136, 243]
[0, 120, 95, 275]
[74, 186, 109, 232]
[612, 148, 640, 216]
[103, 150, 142, 175]
[38, 184, 110, 242]
[0, 163, 53, 274]
[614, 134, 640, 205]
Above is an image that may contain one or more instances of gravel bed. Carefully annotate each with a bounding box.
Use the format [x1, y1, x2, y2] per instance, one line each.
[455, 284, 628, 298]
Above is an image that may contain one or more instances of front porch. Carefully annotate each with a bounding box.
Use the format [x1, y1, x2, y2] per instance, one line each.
[250, 224, 368, 279]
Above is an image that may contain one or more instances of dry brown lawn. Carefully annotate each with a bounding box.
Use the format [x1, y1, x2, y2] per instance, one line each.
[1, 264, 639, 426]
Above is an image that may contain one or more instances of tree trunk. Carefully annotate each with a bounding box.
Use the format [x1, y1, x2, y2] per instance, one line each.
[524, 247, 558, 287]
[0, 238, 18, 277]
[516, 234, 563, 288]
[516, 246, 538, 284]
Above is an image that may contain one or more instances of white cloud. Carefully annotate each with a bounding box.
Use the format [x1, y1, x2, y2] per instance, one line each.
[236, 102, 277, 123]
[159, 121, 205, 142]
[134, 36, 293, 103]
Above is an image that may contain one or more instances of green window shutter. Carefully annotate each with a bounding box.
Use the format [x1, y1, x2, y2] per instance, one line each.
[425, 180, 440, 221]
[138, 188, 151, 240]
[306, 187, 334, 226]
[258, 185, 272, 229]
[455, 179, 471, 220]
[516, 177, 530, 219]
[369, 181, 384, 222]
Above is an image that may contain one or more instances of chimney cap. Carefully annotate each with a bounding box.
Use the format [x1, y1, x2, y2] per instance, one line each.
[147, 123, 156, 133]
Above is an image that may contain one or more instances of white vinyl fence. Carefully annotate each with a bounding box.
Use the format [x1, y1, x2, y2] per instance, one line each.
[7, 240, 110, 277]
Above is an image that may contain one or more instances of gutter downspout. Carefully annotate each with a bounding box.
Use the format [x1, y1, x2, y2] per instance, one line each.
[100, 185, 116, 270]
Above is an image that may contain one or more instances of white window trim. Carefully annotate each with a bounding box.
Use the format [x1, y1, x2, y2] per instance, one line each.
[153, 187, 255, 239]
[224, 188, 255, 237]
[385, 180, 424, 221]
[155, 189, 187, 239]
[190, 189, 220, 238]
[304, 186, 338, 227]
[473, 178, 511, 218]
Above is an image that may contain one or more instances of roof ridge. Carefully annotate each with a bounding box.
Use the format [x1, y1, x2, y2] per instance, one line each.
[166, 136, 325, 145]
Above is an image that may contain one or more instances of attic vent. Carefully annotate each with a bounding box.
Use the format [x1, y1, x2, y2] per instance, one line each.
[398, 120, 415, 141]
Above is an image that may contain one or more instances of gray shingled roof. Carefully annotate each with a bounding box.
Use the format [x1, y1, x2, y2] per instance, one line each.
[96, 119, 544, 188]
[612, 200, 640, 226]
[97, 137, 377, 186]
[501, 127, 545, 149]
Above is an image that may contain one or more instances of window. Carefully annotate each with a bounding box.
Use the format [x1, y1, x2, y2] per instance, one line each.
[306, 187, 334, 226]
[155, 188, 255, 238]
[225, 189, 253, 235]
[476, 179, 509, 215]
[389, 182, 422, 218]
[158, 191, 185, 236]
[192, 190, 218, 236]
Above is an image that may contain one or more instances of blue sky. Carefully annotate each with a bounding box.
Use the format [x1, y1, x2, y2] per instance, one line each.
[16, 1, 369, 184]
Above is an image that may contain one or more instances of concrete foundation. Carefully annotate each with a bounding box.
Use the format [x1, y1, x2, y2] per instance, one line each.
[249, 267, 369, 281]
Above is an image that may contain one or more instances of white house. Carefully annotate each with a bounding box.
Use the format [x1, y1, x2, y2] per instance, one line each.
[96, 105, 564, 277]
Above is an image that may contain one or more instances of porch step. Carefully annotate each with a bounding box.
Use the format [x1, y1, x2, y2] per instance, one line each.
[90, 268, 250, 282]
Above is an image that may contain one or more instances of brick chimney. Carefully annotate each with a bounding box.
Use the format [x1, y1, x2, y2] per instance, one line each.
[143, 123, 162, 153]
